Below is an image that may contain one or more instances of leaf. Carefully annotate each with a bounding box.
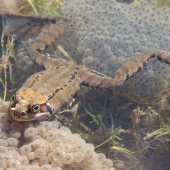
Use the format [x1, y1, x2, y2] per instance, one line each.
[27, 0, 38, 14]
[156, 131, 170, 138]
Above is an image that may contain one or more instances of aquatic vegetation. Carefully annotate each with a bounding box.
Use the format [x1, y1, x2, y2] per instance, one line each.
[18, 0, 62, 14]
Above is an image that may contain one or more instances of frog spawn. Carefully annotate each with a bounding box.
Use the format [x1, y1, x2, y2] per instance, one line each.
[0, 102, 115, 170]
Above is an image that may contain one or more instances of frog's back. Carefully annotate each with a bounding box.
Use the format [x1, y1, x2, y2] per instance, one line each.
[18, 62, 80, 114]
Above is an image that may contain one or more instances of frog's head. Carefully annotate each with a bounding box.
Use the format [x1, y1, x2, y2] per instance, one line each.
[9, 89, 52, 121]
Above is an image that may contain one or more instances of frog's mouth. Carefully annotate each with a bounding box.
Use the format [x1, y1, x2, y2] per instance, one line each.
[10, 107, 51, 122]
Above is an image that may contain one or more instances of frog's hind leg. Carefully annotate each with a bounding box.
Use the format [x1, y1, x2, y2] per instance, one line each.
[27, 15, 68, 69]
[78, 50, 170, 89]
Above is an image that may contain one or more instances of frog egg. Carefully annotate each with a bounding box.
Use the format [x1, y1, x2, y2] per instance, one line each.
[9, 150, 20, 159]
[22, 122, 33, 129]
[92, 163, 102, 170]
[102, 164, 109, 169]
[29, 165, 40, 170]
[60, 126, 71, 133]
[7, 147, 16, 151]
[146, 70, 154, 77]
[87, 153, 97, 162]
[0, 122, 10, 131]
[52, 148, 65, 160]
[0, 132, 8, 139]
[40, 164, 52, 170]
[0, 160, 7, 169]
[31, 159, 40, 166]
[24, 127, 38, 138]
[51, 121, 60, 129]
[51, 159, 63, 168]
[39, 156, 49, 165]
[64, 134, 75, 144]
[32, 139, 45, 149]
[37, 125, 47, 136]
[10, 122, 23, 131]
[3, 152, 14, 162]
[105, 159, 113, 168]
[0, 112, 8, 122]
[74, 141, 86, 152]
[70, 161, 81, 168]
[9, 159, 20, 168]
[41, 121, 53, 130]
[0, 146, 7, 153]
[47, 152, 53, 162]
[18, 156, 28, 165]
[51, 139, 63, 149]
[20, 144, 31, 155]
[33, 135, 43, 141]
[7, 137, 19, 147]
[45, 143, 51, 154]
[0, 139, 8, 146]
[72, 133, 81, 140]
[97, 153, 106, 163]
[62, 153, 74, 164]
[28, 152, 36, 161]
[83, 146, 94, 157]
[74, 152, 85, 162]
[18, 166, 29, 170]
[45, 130, 56, 142]
[9, 130, 21, 139]
[56, 129, 66, 141]
[86, 143, 95, 150]
[52, 168, 62, 170]
[62, 143, 72, 153]
[35, 148, 47, 158]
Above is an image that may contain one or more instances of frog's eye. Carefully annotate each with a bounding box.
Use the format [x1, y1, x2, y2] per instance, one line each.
[31, 104, 40, 113]
[10, 94, 17, 106]
[11, 94, 16, 102]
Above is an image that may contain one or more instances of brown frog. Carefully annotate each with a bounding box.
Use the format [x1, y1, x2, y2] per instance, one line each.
[2, 13, 170, 121]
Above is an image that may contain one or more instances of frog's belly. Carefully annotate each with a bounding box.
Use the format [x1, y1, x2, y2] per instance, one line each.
[18, 63, 80, 114]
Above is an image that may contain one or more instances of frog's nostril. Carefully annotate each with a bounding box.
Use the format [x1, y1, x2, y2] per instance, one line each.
[21, 112, 26, 115]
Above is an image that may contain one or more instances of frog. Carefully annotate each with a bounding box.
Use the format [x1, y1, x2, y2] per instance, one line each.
[2, 13, 170, 122]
